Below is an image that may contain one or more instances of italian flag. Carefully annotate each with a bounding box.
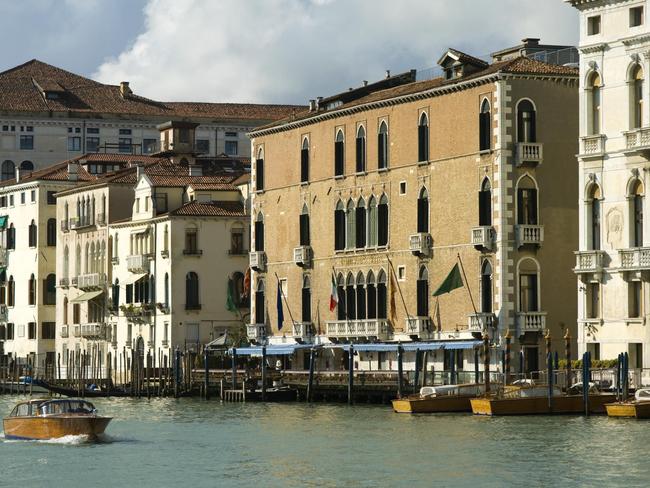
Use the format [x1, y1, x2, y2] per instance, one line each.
[329, 275, 338, 312]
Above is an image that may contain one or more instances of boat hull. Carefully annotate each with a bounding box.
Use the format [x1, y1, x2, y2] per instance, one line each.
[471, 394, 615, 416]
[3, 416, 111, 440]
[392, 395, 474, 413]
[605, 402, 650, 419]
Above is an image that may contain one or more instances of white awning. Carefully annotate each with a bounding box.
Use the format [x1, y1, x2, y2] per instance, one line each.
[125, 272, 148, 285]
[71, 290, 104, 303]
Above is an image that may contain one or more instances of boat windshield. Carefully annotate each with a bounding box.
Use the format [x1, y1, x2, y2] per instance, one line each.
[39, 400, 95, 415]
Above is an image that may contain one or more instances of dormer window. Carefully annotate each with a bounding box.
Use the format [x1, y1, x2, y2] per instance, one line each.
[437, 48, 488, 81]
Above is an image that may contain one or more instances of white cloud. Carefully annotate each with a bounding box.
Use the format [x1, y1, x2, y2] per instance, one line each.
[94, 0, 579, 104]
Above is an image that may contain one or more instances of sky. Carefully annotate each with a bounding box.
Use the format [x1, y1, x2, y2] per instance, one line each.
[1, 0, 579, 105]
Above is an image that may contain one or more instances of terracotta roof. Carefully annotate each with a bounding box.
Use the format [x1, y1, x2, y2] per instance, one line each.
[170, 200, 245, 217]
[253, 56, 578, 133]
[0, 59, 305, 120]
[0, 159, 95, 188]
[231, 173, 251, 186]
[188, 182, 239, 191]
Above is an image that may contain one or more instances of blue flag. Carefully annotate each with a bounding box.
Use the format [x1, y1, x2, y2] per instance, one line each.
[277, 281, 284, 330]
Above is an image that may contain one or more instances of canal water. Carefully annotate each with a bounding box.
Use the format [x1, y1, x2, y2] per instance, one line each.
[0, 396, 648, 487]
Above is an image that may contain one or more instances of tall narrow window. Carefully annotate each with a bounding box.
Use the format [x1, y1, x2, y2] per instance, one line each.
[367, 271, 377, 319]
[46, 218, 56, 246]
[28, 220, 37, 247]
[112, 279, 120, 311]
[254, 212, 265, 252]
[417, 266, 429, 316]
[631, 64, 644, 129]
[336, 274, 346, 320]
[301, 275, 311, 323]
[479, 178, 492, 226]
[164, 273, 169, 308]
[334, 201, 346, 251]
[63, 245, 69, 280]
[44, 274, 56, 305]
[587, 282, 600, 319]
[367, 196, 378, 246]
[517, 100, 537, 143]
[378, 194, 389, 246]
[334, 129, 345, 177]
[63, 297, 68, 324]
[588, 184, 602, 250]
[28, 274, 35, 305]
[255, 148, 264, 191]
[417, 188, 429, 233]
[517, 176, 538, 225]
[588, 72, 602, 135]
[629, 281, 642, 318]
[377, 270, 387, 319]
[299, 204, 310, 246]
[418, 113, 429, 162]
[7, 223, 15, 250]
[345, 273, 356, 319]
[356, 198, 366, 248]
[518, 259, 539, 313]
[481, 261, 493, 313]
[7, 275, 14, 307]
[378, 121, 388, 170]
[356, 272, 366, 319]
[479, 99, 491, 151]
[300, 137, 309, 183]
[255, 280, 265, 324]
[631, 179, 644, 247]
[346, 200, 356, 249]
[185, 272, 199, 309]
[355, 126, 366, 173]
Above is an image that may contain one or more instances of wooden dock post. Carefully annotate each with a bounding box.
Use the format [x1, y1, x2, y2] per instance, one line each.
[204, 347, 210, 400]
[307, 347, 315, 403]
[504, 330, 511, 386]
[231, 347, 237, 390]
[483, 332, 490, 394]
[547, 352, 554, 412]
[474, 348, 479, 384]
[220, 378, 224, 401]
[413, 349, 420, 393]
[261, 345, 267, 402]
[564, 329, 571, 391]
[348, 345, 354, 405]
[583, 351, 590, 416]
[421, 351, 428, 388]
[397, 344, 403, 399]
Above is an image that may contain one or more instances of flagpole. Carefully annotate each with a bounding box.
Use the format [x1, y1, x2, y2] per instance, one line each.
[456, 253, 477, 315]
[331, 267, 350, 320]
[274, 272, 297, 328]
[387, 257, 412, 323]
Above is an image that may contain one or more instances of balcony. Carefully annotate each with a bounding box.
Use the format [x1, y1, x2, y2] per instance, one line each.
[59, 277, 70, 288]
[73, 325, 81, 338]
[121, 304, 154, 322]
[467, 312, 496, 333]
[96, 213, 106, 226]
[127, 254, 150, 273]
[70, 216, 95, 230]
[182, 248, 203, 256]
[580, 134, 605, 158]
[471, 226, 494, 251]
[247, 324, 266, 342]
[80, 322, 107, 339]
[0, 304, 7, 322]
[619, 247, 650, 280]
[60, 220, 69, 232]
[624, 127, 650, 154]
[76, 273, 107, 290]
[60, 325, 69, 338]
[293, 246, 312, 267]
[515, 224, 544, 248]
[250, 251, 267, 272]
[292, 322, 313, 341]
[325, 319, 390, 341]
[516, 312, 547, 335]
[515, 142, 543, 166]
[574, 250, 605, 282]
[405, 317, 431, 337]
[409, 233, 432, 256]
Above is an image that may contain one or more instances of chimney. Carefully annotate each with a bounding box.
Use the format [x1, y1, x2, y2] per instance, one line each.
[136, 164, 144, 180]
[308, 99, 316, 112]
[385, 70, 391, 79]
[363, 80, 368, 87]
[522, 38, 540, 47]
[316, 96, 323, 110]
[67, 162, 78, 182]
[15, 168, 20, 183]
[189, 164, 203, 177]
[119, 81, 132, 98]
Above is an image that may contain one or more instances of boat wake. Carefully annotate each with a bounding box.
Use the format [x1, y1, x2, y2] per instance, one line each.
[0, 432, 119, 445]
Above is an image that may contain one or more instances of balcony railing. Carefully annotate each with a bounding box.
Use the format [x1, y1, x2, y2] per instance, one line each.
[70, 216, 95, 230]
[250, 251, 267, 272]
[80, 322, 106, 339]
[515, 142, 543, 166]
[409, 233, 432, 256]
[515, 224, 544, 247]
[59, 277, 70, 288]
[624, 127, 650, 152]
[516, 312, 547, 335]
[405, 317, 431, 337]
[96, 213, 106, 226]
[468, 312, 496, 332]
[76, 273, 107, 290]
[619, 247, 650, 271]
[292, 322, 313, 340]
[60, 220, 69, 232]
[73, 325, 81, 338]
[325, 319, 390, 340]
[574, 250, 605, 276]
[247, 324, 266, 342]
[60, 325, 69, 338]
[471, 226, 494, 251]
[182, 249, 203, 256]
[293, 246, 312, 267]
[580, 134, 605, 157]
[127, 254, 150, 273]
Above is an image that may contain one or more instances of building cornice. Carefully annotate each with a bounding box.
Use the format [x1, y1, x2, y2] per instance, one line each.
[622, 33, 650, 48]
[580, 43, 608, 54]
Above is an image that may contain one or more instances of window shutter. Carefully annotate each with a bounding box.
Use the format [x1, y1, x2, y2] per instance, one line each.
[337, 285, 346, 320]
[517, 111, 524, 143]
[530, 111, 537, 143]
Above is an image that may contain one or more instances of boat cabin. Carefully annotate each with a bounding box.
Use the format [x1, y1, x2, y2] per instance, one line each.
[9, 399, 96, 417]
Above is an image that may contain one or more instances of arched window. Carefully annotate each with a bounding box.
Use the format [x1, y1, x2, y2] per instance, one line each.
[517, 99, 537, 143]
[631, 64, 644, 129]
[7, 223, 15, 250]
[378, 121, 389, 170]
[163, 225, 169, 253]
[377, 270, 387, 319]
[63, 245, 69, 280]
[481, 260, 493, 313]
[588, 72, 602, 135]
[479, 99, 491, 151]
[7, 275, 14, 307]
[299, 204, 310, 246]
[518, 258, 540, 313]
[64, 202, 69, 225]
[479, 178, 492, 226]
[255, 147, 264, 191]
[367, 196, 378, 247]
[356, 125, 366, 173]
[75, 244, 81, 276]
[301, 137, 309, 183]
[630, 179, 644, 247]
[47, 218, 56, 246]
[254, 212, 265, 252]
[345, 273, 356, 319]
[1, 160, 15, 181]
[517, 175, 538, 225]
[232, 271, 245, 308]
[44, 274, 56, 305]
[367, 271, 377, 319]
[20, 161, 33, 171]
[356, 197, 366, 248]
[112, 279, 120, 311]
[63, 297, 69, 324]
[346, 200, 356, 249]
[301, 275, 311, 323]
[336, 273, 346, 320]
[255, 279, 265, 324]
[417, 266, 429, 317]
[28, 273, 36, 305]
[164, 273, 170, 308]
[355, 272, 366, 320]
[334, 200, 346, 251]
[417, 188, 429, 233]
[84, 243, 90, 273]
[28, 219, 37, 247]
[89, 242, 96, 273]
[378, 194, 389, 246]
[186, 272, 199, 309]
[418, 113, 429, 162]
[334, 129, 345, 176]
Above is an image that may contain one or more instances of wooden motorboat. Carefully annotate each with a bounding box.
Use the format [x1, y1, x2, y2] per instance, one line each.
[3, 398, 111, 440]
[392, 384, 486, 413]
[605, 388, 650, 419]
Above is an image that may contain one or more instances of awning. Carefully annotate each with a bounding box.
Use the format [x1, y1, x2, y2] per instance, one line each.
[329, 341, 479, 352]
[442, 340, 483, 350]
[0, 216, 7, 228]
[125, 273, 148, 285]
[402, 342, 446, 352]
[71, 290, 104, 303]
[229, 344, 315, 356]
[205, 332, 230, 349]
[130, 228, 149, 235]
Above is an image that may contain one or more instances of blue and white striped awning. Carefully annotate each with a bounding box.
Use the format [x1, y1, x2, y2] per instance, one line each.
[229, 344, 315, 356]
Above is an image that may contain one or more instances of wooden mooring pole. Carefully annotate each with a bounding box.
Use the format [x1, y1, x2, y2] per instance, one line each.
[348, 345, 354, 405]
[307, 347, 315, 403]
[261, 346, 267, 402]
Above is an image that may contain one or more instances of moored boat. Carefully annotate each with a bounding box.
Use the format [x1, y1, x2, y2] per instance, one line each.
[3, 398, 111, 440]
[605, 388, 650, 419]
[392, 384, 486, 413]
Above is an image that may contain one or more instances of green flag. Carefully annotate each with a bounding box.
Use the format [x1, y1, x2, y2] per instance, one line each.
[226, 279, 237, 312]
[433, 263, 464, 296]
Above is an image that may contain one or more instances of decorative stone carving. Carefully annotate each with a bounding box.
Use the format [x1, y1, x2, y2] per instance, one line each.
[606, 207, 623, 248]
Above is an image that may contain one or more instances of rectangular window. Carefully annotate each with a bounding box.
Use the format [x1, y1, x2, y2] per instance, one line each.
[185, 229, 198, 252]
[143, 138, 157, 154]
[225, 140, 238, 155]
[119, 128, 132, 135]
[231, 229, 244, 254]
[225, 131, 238, 137]
[587, 15, 601, 35]
[20, 192, 25, 204]
[28, 322, 36, 340]
[86, 137, 100, 152]
[9, 195, 13, 206]
[586, 283, 600, 319]
[0, 196, 5, 207]
[631, 6, 644, 27]
[46, 191, 56, 205]
[154, 192, 168, 213]
[119, 137, 132, 153]
[126, 284, 133, 303]
[256, 158, 264, 191]
[87, 127, 100, 134]
[629, 281, 642, 318]
[587, 342, 601, 361]
[68, 136, 81, 151]
[20, 135, 34, 150]
[519, 274, 538, 312]
[629, 343, 643, 369]
[30, 190, 36, 203]
[178, 128, 190, 143]
[26, 126, 33, 132]
[6, 323, 14, 340]
[73, 304, 80, 324]
[196, 139, 210, 153]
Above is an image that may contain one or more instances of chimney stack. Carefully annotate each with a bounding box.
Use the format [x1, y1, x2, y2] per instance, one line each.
[363, 80, 368, 87]
[136, 163, 144, 180]
[120, 81, 132, 98]
[15, 168, 20, 183]
[385, 70, 391, 79]
[309, 99, 316, 112]
[67, 162, 78, 182]
[316, 96, 323, 110]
